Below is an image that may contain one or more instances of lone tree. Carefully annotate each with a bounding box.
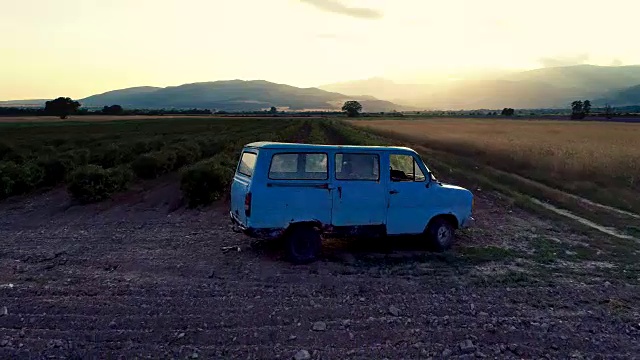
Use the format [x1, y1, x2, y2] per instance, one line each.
[102, 104, 124, 115]
[583, 100, 591, 116]
[501, 108, 515, 116]
[44, 97, 81, 119]
[342, 100, 363, 117]
[269, 106, 277, 114]
[571, 100, 591, 119]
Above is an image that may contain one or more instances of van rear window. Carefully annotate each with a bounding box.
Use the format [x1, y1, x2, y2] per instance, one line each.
[269, 153, 328, 180]
[237, 151, 257, 177]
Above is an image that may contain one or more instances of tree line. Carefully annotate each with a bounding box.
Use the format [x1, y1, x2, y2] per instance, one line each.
[0, 97, 213, 118]
[0, 97, 630, 120]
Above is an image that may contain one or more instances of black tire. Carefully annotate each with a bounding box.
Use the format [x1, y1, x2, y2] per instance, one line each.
[426, 217, 455, 252]
[285, 225, 322, 264]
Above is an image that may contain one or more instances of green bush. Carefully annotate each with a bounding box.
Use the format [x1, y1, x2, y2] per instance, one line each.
[131, 150, 177, 179]
[0, 162, 19, 198]
[0, 142, 11, 160]
[168, 143, 202, 169]
[180, 159, 234, 207]
[0, 161, 44, 198]
[62, 148, 90, 166]
[211, 153, 237, 171]
[96, 143, 125, 168]
[67, 164, 132, 203]
[1, 147, 28, 164]
[195, 138, 224, 158]
[108, 165, 134, 190]
[132, 140, 153, 154]
[37, 156, 76, 186]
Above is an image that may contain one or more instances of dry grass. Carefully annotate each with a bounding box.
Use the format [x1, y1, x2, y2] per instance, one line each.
[352, 118, 640, 213]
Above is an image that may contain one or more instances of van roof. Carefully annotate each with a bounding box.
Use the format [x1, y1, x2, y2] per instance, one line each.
[244, 141, 416, 152]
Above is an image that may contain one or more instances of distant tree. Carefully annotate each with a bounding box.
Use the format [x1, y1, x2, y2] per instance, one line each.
[102, 104, 124, 115]
[583, 100, 591, 116]
[44, 97, 81, 119]
[571, 100, 585, 119]
[501, 108, 515, 116]
[341, 101, 363, 117]
[269, 106, 277, 114]
[604, 104, 614, 119]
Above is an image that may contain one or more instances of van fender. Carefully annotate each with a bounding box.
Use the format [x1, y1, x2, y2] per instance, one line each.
[284, 220, 325, 235]
[424, 213, 460, 231]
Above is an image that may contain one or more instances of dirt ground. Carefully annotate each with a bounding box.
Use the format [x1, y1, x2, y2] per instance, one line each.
[0, 175, 639, 359]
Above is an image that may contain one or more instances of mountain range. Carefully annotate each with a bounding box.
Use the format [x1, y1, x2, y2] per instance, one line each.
[320, 65, 640, 109]
[4, 65, 640, 111]
[79, 80, 401, 112]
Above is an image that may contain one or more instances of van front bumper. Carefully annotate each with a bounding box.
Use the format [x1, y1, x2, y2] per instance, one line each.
[460, 215, 475, 229]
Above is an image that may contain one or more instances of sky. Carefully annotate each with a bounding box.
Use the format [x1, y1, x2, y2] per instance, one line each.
[1, 0, 639, 100]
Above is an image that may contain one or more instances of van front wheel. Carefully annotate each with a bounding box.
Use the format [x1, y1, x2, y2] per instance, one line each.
[426, 217, 455, 251]
[286, 225, 322, 264]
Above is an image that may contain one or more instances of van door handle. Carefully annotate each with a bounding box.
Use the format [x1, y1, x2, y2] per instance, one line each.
[389, 190, 399, 195]
[338, 186, 342, 199]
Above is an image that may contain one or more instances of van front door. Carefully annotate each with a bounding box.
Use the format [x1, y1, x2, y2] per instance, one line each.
[386, 153, 431, 235]
[331, 152, 386, 230]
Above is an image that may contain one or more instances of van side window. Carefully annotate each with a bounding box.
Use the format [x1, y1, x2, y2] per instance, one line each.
[335, 153, 380, 181]
[269, 153, 328, 180]
[390, 154, 425, 182]
[237, 151, 257, 177]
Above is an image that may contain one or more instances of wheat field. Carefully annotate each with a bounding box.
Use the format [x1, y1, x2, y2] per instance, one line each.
[352, 118, 640, 212]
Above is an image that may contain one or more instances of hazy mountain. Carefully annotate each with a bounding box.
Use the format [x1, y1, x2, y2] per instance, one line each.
[505, 65, 640, 92]
[79, 80, 403, 112]
[80, 86, 163, 107]
[414, 80, 589, 109]
[319, 65, 640, 109]
[319, 77, 431, 105]
[596, 84, 640, 106]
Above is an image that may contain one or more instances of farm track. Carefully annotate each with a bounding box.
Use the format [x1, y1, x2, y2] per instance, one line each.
[418, 143, 640, 241]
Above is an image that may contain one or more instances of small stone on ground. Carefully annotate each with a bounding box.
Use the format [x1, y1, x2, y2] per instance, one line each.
[460, 339, 476, 354]
[312, 321, 327, 331]
[294, 349, 311, 360]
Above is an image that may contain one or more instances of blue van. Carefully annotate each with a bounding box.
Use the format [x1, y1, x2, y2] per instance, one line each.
[230, 142, 474, 263]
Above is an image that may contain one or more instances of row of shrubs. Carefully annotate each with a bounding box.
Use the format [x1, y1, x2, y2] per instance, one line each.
[1, 120, 321, 206]
[178, 122, 313, 208]
[180, 154, 236, 207]
[67, 165, 133, 203]
[0, 137, 227, 201]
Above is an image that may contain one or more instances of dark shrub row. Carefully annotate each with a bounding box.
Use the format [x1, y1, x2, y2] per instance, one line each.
[0, 161, 45, 199]
[180, 155, 235, 208]
[67, 165, 133, 204]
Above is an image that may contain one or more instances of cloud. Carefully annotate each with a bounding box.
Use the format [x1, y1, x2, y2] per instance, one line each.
[538, 53, 590, 68]
[317, 33, 339, 39]
[610, 58, 623, 66]
[300, 0, 382, 20]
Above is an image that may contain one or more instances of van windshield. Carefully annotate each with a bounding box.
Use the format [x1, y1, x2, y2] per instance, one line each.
[237, 151, 257, 177]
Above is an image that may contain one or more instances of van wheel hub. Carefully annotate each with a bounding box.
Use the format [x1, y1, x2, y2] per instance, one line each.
[437, 226, 451, 243]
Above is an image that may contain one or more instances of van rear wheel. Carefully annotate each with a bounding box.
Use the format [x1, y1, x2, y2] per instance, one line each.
[426, 217, 455, 251]
[286, 225, 322, 264]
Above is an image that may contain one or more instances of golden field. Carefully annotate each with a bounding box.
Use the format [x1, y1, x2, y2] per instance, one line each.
[351, 118, 640, 212]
